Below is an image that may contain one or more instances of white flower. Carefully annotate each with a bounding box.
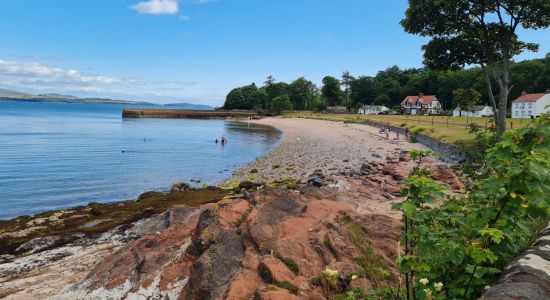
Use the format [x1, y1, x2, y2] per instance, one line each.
[434, 282, 444, 291]
[351, 275, 358, 280]
[419, 278, 429, 285]
[424, 289, 433, 299]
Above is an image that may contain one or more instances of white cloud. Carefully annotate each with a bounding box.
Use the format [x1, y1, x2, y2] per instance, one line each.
[130, 0, 179, 15]
[0, 59, 226, 105]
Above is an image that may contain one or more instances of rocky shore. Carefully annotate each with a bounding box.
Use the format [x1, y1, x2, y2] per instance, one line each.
[0, 117, 464, 299]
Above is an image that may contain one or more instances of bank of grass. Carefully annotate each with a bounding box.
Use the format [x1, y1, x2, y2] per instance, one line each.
[283, 112, 531, 145]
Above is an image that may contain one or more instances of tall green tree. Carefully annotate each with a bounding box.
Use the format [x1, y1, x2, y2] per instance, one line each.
[288, 77, 317, 110]
[321, 76, 343, 107]
[341, 71, 355, 109]
[401, 0, 550, 137]
[453, 88, 482, 118]
[270, 94, 293, 114]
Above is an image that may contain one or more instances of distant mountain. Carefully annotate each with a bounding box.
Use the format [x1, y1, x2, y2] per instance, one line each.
[38, 93, 80, 100]
[0, 88, 35, 99]
[0, 88, 216, 109]
[163, 103, 214, 110]
[0, 88, 149, 105]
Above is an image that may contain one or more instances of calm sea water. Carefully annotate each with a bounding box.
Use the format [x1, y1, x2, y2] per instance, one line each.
[0, 101, 281, 219]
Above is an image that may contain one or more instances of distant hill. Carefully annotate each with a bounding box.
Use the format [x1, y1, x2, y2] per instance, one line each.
[0, 88, 213, 109]
[162, 103, 214, 110]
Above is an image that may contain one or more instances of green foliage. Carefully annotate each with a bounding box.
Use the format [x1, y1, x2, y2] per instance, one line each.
[274, 252, 300, 274]
[223, 83, 265, 110]
[276, 280, 299, 295]
[392, 115, 550, 299]
[322, 76, 344, 106]
[324, 234, 339, 259]
[270, 94, 293, 114]
[222, 55, 550, 114]
[453, 88, 481, 114]
[288, 77, 317, 110]
[401, 0, 550, 136]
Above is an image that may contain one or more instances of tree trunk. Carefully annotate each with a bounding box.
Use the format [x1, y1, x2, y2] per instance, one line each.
[481, 64, 499, 130]
[494, 61, 511, 138]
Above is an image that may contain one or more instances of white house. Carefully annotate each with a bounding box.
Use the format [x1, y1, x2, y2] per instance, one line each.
[511, 90, 550, 119]
[358, 105, 390, 115]
[400, 93, 442, 115]
[453, 105, 495, 117]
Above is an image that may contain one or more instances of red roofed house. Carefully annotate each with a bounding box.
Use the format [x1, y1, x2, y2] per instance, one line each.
[400, 93, 442, 115]
[512, 90, 550, 119]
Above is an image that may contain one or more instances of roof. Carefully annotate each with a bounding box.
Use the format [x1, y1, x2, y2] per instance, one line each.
[401, 95, 437, 106]
[513, 93, 546, 103]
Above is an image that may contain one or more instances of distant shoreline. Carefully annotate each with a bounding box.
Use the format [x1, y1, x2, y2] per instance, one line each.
[0, 98, 215, 110]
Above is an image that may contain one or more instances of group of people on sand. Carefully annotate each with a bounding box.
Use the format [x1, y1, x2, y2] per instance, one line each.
[380, 127, 409, 141]
[215, 135, 227, 145]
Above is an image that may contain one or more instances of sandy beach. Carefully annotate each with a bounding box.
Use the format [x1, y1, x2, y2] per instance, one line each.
[233, 117, 430, 183]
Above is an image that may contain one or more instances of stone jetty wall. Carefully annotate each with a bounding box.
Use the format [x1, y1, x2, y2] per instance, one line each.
[358, 120, 468, 164]
[122, 108, 257, 119]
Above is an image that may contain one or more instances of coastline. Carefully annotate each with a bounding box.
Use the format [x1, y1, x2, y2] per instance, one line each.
[0, 117, 463, 299]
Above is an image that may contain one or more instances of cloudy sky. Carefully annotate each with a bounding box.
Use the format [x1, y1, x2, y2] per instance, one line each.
[1, 0, 549, 106]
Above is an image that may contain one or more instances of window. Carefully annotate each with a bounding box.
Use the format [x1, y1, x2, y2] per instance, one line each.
[521, 111, 525, 116]
[528, 103, 533, 108]
[528, 111, 532, 116]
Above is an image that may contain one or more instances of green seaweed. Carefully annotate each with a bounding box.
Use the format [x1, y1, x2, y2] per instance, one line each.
[0, 186, 228, 254]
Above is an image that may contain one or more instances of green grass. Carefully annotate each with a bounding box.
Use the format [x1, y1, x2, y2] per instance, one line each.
[274, 252, 300, 274]
[341, 215, 392, 283]
[283, 112, 532, 144]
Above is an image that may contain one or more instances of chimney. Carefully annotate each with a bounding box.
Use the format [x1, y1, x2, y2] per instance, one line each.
[521, 91, 527, 96]
[546, 88, 550, 94]
[418, 92, 424, 98]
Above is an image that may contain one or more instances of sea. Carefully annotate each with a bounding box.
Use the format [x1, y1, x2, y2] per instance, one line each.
[0, 101, 281, 219]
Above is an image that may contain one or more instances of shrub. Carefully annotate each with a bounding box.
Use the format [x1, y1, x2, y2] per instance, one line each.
[392, 115, 550, 299]
[271, 95, 293, 115]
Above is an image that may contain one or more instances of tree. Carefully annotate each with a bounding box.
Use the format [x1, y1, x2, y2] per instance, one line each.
[288, 77, 317, 110]
[223, 83, 261, 110]
[341, 71, 355, 109]
[321, 76, 343, 107]
[270, 94, 293, 114]
[401, 0, 550, 138]
[453, 88, 481, 123]
[349, 76, 377, 108]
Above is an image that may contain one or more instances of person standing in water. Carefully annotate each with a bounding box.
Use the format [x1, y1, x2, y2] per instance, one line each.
[221, 135, 227, 145]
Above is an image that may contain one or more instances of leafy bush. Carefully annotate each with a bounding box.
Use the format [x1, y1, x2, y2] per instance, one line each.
[392, 115, 550, 299]
[271, 94, 293, 114]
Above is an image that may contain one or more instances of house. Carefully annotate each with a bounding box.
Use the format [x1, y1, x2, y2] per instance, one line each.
[358, 105, 390, 115]
[511, 90, 550, 119]
[453, 105, 494, 117]
[400, 93, 442, 115]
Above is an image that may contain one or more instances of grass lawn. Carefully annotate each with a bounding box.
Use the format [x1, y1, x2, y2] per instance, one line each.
[283, 112, 532, 145]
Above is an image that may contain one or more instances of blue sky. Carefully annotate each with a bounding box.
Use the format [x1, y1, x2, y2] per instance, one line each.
[0, 0, 549, 106]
